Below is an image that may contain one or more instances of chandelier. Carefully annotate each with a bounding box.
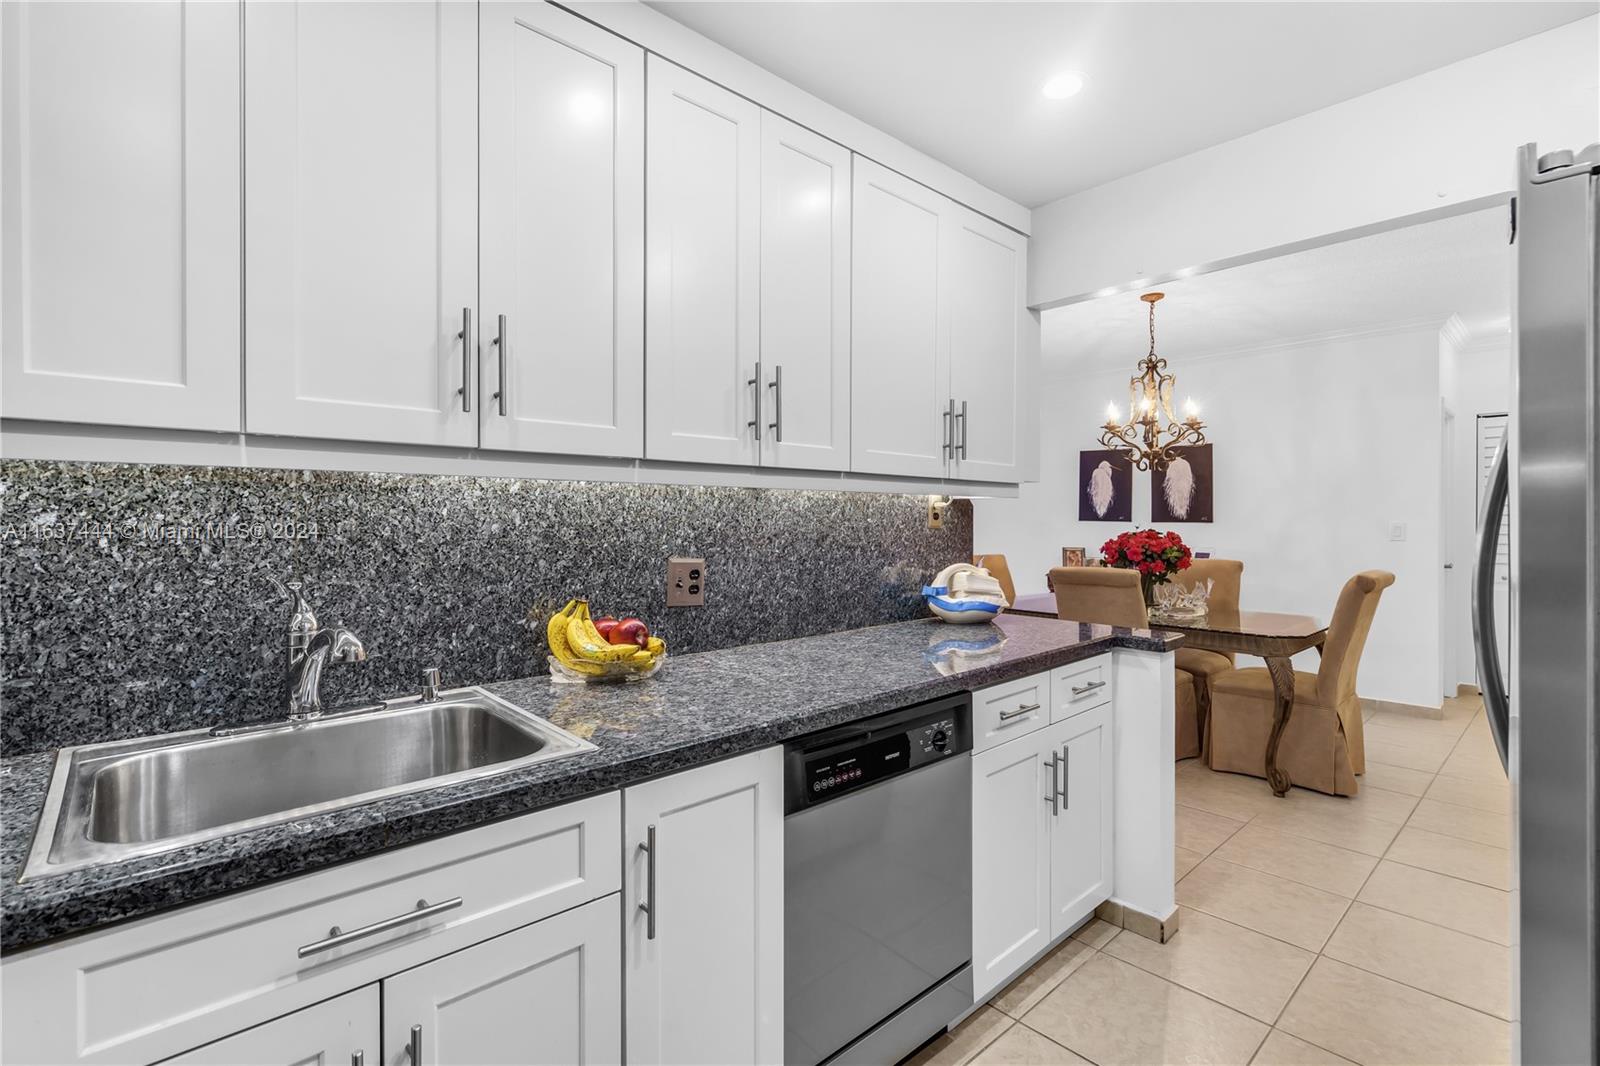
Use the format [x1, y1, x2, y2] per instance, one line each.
[1098, 292, 1206, 471]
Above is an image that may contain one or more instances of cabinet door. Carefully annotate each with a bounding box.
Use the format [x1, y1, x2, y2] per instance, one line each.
[244, 0, 477, 447]
[160, 987, 377, 1066]
[850, 156, 950, 479]
[1, 0, 240, 431]
[625, 747, 783, 1065]
[758, 113, 851, 471]
[947, 207, 1028, 483]
[1049, 706, 1114, 939]
[971, 729, 1054, 1001]
[645, 58, 761, 466]
[382, 895, 621, 1066]
[479, 2, 644, 458]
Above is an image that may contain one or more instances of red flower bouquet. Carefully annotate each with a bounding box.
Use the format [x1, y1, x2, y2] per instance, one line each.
[1101, 529, 1193, 606]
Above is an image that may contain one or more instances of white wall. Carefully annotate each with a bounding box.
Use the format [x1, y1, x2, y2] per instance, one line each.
[1029, 16, 1599, 306]
[974, 323, 1447, 708]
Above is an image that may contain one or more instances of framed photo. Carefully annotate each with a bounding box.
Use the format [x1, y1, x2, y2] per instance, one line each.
[1151, 444, 1214, 523]
[1079, 449, 1133, 522]
[1062, 546, 1087, 568]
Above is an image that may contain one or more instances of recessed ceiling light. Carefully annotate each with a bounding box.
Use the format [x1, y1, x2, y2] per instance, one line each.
[1041, 72, 1085, 100]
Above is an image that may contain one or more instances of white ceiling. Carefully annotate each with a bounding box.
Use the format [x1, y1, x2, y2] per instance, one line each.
[648, 1, 1597, 207]
[1044, 207, 1511, 368]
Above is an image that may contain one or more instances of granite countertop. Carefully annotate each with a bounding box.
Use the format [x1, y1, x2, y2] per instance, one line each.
[0, 614, 1180, 953]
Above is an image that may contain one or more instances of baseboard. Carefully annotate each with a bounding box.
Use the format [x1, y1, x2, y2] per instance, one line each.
[1456, 683, 1482, 697]
[1360, 696, 1443, 721]
[1097, 899, 1180, 943]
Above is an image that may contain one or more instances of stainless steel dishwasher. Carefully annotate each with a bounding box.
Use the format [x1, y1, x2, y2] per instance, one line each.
[784, 692, 972, 1066]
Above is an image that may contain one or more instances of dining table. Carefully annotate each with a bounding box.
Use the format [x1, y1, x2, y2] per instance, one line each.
[1010, 592, 1327, 796]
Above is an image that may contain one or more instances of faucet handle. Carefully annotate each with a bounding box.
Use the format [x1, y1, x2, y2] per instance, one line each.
[421, 667, 442, 703]
[270, 576, 319, 641]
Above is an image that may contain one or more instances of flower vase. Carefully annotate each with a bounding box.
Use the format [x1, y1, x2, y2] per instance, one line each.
[1141, 574, 1158, 610]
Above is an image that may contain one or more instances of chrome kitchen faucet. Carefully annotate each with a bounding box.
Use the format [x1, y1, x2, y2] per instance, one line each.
[274, 578, 367, 720]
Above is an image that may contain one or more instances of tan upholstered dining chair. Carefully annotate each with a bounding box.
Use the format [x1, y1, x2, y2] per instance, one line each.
[1207, 570, 1395, 795]
[972, 554, 1017, 606]
[1170, 559, 1244, 753]
[1048, 567, 1202, 760]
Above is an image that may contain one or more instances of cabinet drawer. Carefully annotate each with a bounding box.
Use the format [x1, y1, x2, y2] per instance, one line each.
[1052, 656, 1112, 720]
[973, 671, 1050, 752]
[1, 791, 620, 1066]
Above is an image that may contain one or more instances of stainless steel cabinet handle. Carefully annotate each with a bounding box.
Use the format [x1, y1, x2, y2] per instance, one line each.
[1045, 751, 1061, 816]
[406, 1024, 422, 1065]
[999, 703, 1040, 720]
[1070, 680, 1106, 697]
[942, 399, 955, 457]
[956, 400, 969, 459]
[456, 307, 472, 413]
[747, 362, 763, 440]
[768, 364, 783, 442]
[296, 896, 463, 958]
[1060, 746, 1070, 809]
[492, 313, 508, 416]
[1472, 438, 1511, 771]
[351, 1052, 364, 1066]
[638, 824, 657, 940]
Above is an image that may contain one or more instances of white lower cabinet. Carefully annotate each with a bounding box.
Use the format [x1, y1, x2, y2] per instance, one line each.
[161, 986, 378, 1066]
[1049, 706, 1114, 938]
[384, 894, 622, 1066]
[624, 747, 784, 1065]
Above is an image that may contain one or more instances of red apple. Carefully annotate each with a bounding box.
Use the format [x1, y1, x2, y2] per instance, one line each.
[593, 615, 620, 641]
[609, 617, 649, 648]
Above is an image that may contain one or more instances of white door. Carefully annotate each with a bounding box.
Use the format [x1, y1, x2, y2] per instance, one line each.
[625, 746, 783, 1065]
[758, 113, 851, 471]
[161, 986, 377, 1066]
[479, 2, 644, 458]
[382, 896, 621, 1066]
[850, 157, 950, 479]
[244, 1, 477, 447]
[1048, 707, 1114, 939]
[947, 207, 1027, 483]
[645, 58, 761, 466]
[1, 0, 240, 432]
[971, 729, 1054, 1001]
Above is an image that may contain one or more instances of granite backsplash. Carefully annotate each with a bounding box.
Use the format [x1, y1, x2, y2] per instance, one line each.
[0, 461, 972, 756]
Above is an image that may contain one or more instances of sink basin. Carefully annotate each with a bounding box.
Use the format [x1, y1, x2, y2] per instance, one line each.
[22, 688, 595, 880]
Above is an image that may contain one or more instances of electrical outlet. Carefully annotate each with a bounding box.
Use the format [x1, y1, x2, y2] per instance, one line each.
[666, 557, 706, 607]
[927, 496, 948, 530]
[1389, 522, 1408, 542]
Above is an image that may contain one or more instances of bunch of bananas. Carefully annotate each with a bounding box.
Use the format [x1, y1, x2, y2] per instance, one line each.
[547, 599, 666, 679]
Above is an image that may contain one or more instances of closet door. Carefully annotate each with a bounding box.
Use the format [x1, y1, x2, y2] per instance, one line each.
[479, 2, 644, 458]
[849, 156, 950, 479]
[644, 58, 761, 466]
[758, 113, 851, 471]
[1, 0, 240, 431]
[947, 207, 1027, 483]
[244, 1, 477, 447]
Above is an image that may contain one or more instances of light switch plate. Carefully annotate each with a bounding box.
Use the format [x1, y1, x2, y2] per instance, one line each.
[1389, 522, 1407, 542]
[666, 557, 706, 607]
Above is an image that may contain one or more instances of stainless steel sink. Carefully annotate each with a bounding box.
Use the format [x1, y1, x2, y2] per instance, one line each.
[21, 688, 595, 880]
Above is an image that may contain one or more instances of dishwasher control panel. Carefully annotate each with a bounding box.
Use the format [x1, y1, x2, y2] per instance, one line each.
[783, 692, 970, 812]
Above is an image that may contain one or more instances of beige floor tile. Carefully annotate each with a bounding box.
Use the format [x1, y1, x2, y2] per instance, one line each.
[1248, 802, 1402, 857]
[1424, 772, 1510, 814]
[1364, 744, 1448, 773]
[1212, 823, 1378, 898]
[905, 1006, 1013, 1066]
[1175, 845, 1205, 882]
[1176, 768, 1284, 822]
[1357, 860, 1512, 945]
[1281, 782, 1419, 826]
[1388, 826, 1512, 890]
[1363, 723, 1459, 761]
[1439, 738, 1507, 782]
[1103, 907, 1315, 1023]
[1176, 804, 1247, 854]
[1069, 918, 1118, 949]
[1176, 857, 1352, 951]
[1358, 761, 1434, 797]
[1322, 902, 1512, 1019]
[1407, 797, 1512, 849]
[991, 937, 1096, 1019]
[970, 1024, 1089, 1065]
[1368, 709, 1469, 738]
[1251, 1030, 1357, 1065]
[1278, 957, 1511, 1065]
[1024, 954, 1268, 1066]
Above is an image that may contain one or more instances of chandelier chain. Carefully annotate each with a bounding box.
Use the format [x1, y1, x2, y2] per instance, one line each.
[1148, 299, 1157, 357]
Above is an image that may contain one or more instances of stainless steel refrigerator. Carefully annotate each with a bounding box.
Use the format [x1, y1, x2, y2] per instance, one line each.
[1475, 141, 1599, 1065]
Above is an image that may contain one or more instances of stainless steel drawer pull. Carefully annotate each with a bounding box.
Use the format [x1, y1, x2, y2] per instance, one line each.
[296, 896, 463, 958]
[406, 1024, 423, 1065]
[639, 824, 657, 940]
[1070, 680, 1107, 696]
[492, 313, 508, 416]
[456, 307, 472, 413]
[998, 703, 1041, 721]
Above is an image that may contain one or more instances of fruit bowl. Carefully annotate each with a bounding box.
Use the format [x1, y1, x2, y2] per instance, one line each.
[547, 653, 665, 684]
[542, 598, 667, 684]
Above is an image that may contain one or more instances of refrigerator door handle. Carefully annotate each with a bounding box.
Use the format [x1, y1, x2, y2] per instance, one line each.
[1471, 438, 1511, 772]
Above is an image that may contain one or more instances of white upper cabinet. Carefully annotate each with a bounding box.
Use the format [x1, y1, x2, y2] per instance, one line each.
[645, 58, 762, 467]
[850, 157, 950, 479]
[1, 0, 241, 432]
[947, 207, 1028, 483]
[479, 2, 644, 458]
[243, 0, 477, 447]
[758, 114, 851, 472]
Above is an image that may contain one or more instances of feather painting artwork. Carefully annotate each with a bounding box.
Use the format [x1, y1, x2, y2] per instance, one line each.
[1078, 450, 1132, 522]
[1151, 444, 1214, 523]
[1162, 455, 1195, 518]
